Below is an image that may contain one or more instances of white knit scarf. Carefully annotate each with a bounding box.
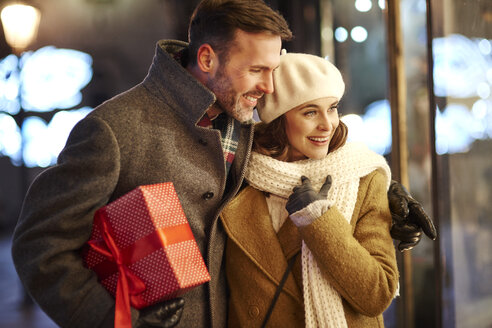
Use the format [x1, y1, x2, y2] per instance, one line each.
[245, 142, 391, 328]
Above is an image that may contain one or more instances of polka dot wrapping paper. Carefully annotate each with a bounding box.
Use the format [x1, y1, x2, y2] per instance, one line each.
[82, 182, 211, 310]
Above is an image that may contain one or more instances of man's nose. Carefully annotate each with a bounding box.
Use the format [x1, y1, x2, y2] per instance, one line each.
[258, 73, 274, 94]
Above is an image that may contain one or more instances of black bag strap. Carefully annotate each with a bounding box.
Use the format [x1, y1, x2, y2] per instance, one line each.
[260, 251, 300, 328]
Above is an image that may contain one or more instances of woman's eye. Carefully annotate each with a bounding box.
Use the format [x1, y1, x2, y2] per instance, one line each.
[329, 106, 338, 112]
[304, 110, 316, 117]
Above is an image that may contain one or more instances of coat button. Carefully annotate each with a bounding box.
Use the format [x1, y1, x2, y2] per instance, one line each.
[202, 191, 214, 200]
[198, 138, 208, 146]
[248, 305, 260, 318]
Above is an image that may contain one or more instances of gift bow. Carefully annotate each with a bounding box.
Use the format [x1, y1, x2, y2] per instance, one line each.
[88, 209, 195, 328]
[89, 210, 146, 328]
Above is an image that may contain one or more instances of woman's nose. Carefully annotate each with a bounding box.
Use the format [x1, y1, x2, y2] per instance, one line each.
[318, 116, 332, 131]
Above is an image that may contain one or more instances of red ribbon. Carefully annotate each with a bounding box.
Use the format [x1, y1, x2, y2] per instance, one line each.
[88, 208, 194, 328]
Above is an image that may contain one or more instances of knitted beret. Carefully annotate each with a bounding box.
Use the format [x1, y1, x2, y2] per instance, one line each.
[257, 52, 345, 123]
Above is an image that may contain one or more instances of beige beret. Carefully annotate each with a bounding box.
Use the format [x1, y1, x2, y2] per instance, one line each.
[257, 52, 345, 123]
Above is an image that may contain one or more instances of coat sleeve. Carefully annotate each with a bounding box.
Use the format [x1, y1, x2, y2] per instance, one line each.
[298, 170, 399, 317]
[11, 115, 129, 328]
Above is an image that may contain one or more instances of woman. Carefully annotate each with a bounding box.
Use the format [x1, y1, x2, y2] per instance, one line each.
[220, 53, 399, 327]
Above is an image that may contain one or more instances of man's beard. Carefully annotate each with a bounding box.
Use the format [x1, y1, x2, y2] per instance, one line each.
[207, 68, 254, 123]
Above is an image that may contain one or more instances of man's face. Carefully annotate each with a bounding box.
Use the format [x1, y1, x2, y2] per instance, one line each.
[207, 30, 282, 122]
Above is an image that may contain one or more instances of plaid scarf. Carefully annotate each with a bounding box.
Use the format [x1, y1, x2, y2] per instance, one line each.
[198, 112, 240, 176]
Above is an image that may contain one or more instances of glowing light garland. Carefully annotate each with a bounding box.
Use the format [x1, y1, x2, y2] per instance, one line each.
[0, 46, 93, 167]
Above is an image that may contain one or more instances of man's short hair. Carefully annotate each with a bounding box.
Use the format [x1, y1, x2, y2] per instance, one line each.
[188, 0, 293, 65]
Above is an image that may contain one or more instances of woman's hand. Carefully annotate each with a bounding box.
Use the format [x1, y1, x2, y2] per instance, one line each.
[286, 175, 332, 215]
[388, 180, 437, 251]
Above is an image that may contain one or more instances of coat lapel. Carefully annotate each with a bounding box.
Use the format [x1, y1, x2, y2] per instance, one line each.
[221, 186, 302, 301]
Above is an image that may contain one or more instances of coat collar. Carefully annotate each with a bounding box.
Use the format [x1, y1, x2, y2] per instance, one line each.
[221, 186, 302, 301]
[142, 39, 216, 126]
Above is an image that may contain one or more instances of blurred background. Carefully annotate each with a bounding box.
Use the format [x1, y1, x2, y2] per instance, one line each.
[0, 0, 491, 327]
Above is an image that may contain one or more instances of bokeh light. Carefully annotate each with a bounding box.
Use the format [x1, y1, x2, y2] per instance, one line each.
[351, 26, 368, 43]
[0, 46, 93, 167]
[334, 27, 349, 43]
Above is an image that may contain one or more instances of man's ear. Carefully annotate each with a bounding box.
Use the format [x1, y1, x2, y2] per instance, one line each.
[196, 44, 216, 73]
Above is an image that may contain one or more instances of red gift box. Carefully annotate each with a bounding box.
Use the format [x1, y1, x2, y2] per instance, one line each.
[83, 182, 210, 328]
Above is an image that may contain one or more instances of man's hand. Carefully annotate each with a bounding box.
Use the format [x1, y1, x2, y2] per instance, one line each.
[286, 175, 332, 215]
[388, 180, 437, 252]
[135, 298, 185, 328]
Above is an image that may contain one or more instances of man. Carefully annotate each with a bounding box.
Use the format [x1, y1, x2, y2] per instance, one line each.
[11, 1, 435, 327]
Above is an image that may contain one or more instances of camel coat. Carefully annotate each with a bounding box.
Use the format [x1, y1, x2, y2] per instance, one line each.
[221, 170, 399, 327]
[12, 40, 254, 328]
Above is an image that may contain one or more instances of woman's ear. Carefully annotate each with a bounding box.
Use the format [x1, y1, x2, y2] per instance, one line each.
[196, 44, 216, 73]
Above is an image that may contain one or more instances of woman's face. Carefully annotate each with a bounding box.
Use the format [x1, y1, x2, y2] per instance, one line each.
[284, 97, 340, 162]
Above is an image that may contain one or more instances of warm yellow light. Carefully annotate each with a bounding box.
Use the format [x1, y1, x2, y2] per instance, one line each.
[1, 4, 41, 54]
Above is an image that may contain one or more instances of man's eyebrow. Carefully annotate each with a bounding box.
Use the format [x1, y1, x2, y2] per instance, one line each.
[251, 64, 279, 70]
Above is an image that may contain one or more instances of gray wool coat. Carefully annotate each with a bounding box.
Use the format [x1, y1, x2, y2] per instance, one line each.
[11, 39, 254, 328]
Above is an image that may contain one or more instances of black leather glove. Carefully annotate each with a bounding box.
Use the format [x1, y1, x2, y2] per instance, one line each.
[388, 180, 437, 252]
[286, 175, 332, 215]
[135, 298, 185, 328]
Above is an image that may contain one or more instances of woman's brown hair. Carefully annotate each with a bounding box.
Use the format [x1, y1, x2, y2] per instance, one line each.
[253, 116, 348, 161]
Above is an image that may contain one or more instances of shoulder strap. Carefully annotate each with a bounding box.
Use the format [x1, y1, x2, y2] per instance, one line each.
[261, 251, 300, 328]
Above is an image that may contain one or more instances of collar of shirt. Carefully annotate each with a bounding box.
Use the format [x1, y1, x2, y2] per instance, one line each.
[197, 111, 218, 128]
[197, 112, 239, 176]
